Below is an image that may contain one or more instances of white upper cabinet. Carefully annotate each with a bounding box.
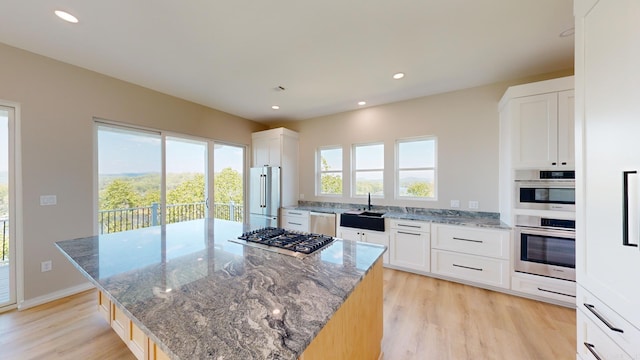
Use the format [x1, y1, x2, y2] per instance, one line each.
[505, 87, 574, 169]
[252, 128, 299, 208]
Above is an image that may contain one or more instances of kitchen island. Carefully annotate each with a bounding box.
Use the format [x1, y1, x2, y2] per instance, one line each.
[55, 219, 385, 360]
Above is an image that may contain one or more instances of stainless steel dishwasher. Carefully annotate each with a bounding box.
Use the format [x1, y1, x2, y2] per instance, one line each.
[310, 212, 336, 236]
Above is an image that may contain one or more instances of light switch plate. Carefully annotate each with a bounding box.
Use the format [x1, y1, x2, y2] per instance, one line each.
[40, 195, 57, 206]
[468, 201, 479, 209]
[41, 260, 52, 272]
[450, 200, 460, 208]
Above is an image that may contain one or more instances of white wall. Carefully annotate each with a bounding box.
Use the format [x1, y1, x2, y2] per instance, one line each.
[0, 42, 267, 304]
[273, 70, 573, 213]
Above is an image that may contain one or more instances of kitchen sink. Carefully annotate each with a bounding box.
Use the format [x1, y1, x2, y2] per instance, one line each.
[340, 211, 386, 231]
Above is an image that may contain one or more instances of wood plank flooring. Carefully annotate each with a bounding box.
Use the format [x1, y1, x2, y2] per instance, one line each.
[0, 269, 576, 360]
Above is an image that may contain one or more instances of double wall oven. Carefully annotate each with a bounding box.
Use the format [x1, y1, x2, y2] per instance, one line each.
[513, 170, 576, 282]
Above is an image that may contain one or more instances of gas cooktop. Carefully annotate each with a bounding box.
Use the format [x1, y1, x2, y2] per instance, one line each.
[231, 227, 335, 258]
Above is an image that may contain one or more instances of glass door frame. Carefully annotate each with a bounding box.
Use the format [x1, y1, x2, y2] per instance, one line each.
[0, 101, 21, 311]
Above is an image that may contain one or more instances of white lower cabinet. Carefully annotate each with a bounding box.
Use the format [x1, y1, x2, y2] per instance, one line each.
[511, 273, 575, 305]
[431, 224, 510, 289]
[389, 219, 430, 273]
[281, 209, 310, 232]
[431, 250, 509, 289]
[576, 285, 640, 359]
[338, 227, 389, 264]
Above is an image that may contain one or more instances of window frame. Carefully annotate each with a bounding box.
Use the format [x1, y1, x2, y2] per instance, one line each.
[316, 145, 343, 197]
[395, 136, 437, 201]
[352, 142, 385, 198]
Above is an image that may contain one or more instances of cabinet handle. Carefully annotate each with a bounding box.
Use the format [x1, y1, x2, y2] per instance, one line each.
[288, 222, 302, 226]
[452, 264, 483, 272]
[289, 212, 303, 215]
[583, 303, 624, 333]
[552, 162, 557, 165]
[536, 287, 576, 298]
[398, 224, 422, 229]
[561, 162, 567, 165]
[622, 171, 639, 247]
[398, 231, 421, 236]
[452, 237, 483, 244]
[583, 343, 603, 360]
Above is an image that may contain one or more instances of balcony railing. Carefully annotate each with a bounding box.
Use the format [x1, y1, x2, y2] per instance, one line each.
[98, 202, 243, 235]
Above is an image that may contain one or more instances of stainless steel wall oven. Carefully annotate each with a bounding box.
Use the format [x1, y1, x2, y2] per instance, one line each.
[514, 215, 575, 281]
[514, 170, 575, 211]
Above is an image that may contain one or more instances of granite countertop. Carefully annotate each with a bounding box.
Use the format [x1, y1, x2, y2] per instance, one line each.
[286, 203, 511, 230]
[55, 219, 385, 360]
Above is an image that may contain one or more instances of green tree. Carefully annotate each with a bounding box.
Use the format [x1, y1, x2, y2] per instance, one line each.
[214, 168, 243, 204]
[167, 174, 205, 204]
[100, 179, 140, 210]
[320, 157, 342, 194]
[406, 182, 433, 198]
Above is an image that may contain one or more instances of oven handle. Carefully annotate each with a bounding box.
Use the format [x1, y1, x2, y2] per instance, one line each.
[513, 227, 575, 239]
[622, 170, 639, 247]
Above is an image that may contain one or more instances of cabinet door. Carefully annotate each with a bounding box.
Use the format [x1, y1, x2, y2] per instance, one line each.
[557, 90, 575, 167]
[362, 231, 389, 264]
[579, 0, 640, 327]
[390, 229, 429, 272]
[337, 227, 361, 242]
[252, 136, 280, 167]
[510, 92, 558, 168]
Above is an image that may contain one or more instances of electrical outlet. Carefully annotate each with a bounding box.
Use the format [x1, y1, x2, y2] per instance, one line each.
[450, 200, 460, 208]
[40, 195, 57, 206]
[41, 260, 52, 272]
[468, 201, 479, 209]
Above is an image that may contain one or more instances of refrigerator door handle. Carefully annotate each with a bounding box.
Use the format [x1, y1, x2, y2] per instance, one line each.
[622, 170, 639, 247]
[260, 174, 266, 208]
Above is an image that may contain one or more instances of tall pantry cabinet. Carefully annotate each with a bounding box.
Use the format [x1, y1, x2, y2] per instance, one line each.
[575, 0, 640, 359]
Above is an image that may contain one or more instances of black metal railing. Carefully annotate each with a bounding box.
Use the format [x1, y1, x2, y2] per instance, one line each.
[98, 202, 243, 235]
[0, 218, 8, 262]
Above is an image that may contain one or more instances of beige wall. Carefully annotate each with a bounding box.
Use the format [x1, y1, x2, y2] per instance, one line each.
[272, 69, 574, 213]
[0, 42, 267, 302]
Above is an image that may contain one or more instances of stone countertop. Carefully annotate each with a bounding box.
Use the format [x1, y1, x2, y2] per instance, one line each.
[286, 205, 511, 230]
[55, 219, 385, 360]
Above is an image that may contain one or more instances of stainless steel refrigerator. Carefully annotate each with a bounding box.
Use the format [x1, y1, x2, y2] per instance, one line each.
[249, 166, 280, 229]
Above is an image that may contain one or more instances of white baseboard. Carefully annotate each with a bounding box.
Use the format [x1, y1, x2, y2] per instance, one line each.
[18, 282, 95, 310]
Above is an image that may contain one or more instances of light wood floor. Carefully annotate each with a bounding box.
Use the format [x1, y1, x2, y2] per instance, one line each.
[0, 269, 575, 360]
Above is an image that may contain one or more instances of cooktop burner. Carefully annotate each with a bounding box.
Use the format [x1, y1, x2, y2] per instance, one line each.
[234, 227, 335, 258]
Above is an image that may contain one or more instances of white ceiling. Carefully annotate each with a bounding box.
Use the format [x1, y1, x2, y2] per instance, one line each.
[0, 0, 574, 123]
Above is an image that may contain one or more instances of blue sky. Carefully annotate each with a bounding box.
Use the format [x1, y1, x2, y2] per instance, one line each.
[98, 126, 244, 175]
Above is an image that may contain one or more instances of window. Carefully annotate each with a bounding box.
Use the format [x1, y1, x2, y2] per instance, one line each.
[353, 143, 384, 196]
[396, 137, 436, 199]
[317, 146, 343, 195]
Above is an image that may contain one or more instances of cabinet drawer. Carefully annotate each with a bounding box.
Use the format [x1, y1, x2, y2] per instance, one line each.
[282, 209, 309, 217]
[128, 321, 147, 360]
[577, 309, 632, 360]
[389, 219, 430, 233]
[431, 250, 509, 289]
[111, 303, 129, 342]
[281, 216, 309, 232]
[511, 274, 576, 304]
[432, 225, 510, 259]
[577, 286, 640, 357]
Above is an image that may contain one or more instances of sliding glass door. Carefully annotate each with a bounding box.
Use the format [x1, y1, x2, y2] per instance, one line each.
[97, 122, 246, 233]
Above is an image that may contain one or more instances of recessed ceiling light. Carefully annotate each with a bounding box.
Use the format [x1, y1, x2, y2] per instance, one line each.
[559, 27, 575, 38]
[54, 10, 79, 24]
[358, 101, 367, 106]
[271, 105, 280, 110]
[393, 72, 405, 80]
